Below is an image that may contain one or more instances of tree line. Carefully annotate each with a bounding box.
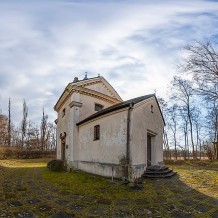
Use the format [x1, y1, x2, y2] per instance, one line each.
[162, 41, 218, 160]
[1, 40, 217, 161]
[0, 99, 56, 158]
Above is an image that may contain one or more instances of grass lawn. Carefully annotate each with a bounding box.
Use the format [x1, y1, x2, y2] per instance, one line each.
[0, 158, 218, 217]
[166, 160, 218, 198]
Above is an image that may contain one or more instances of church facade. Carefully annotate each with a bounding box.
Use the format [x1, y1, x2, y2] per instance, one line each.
[54, 76, 164, 179]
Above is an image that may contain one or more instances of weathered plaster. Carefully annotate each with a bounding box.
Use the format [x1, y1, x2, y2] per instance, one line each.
[77, 109, 128, 177]
[55, 77, 164, 179]
[130, 97, 164, 178]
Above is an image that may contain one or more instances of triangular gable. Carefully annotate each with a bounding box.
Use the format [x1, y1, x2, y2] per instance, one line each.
[134, 95, 165, 126]
[54, 76, 122, 112]
[71, 76, 122, 101]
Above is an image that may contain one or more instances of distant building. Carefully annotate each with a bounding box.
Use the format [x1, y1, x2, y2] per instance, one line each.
[54, 76, 164, 179]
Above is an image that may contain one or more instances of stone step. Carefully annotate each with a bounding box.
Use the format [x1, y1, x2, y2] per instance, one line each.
[143, 171, 177, 178]
[144, 168, 173, 175]
[146, 165, 169, 171]
[142, 165, 177, 179]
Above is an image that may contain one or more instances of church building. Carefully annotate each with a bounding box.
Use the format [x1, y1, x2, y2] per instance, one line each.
[54, 75, 164, 179]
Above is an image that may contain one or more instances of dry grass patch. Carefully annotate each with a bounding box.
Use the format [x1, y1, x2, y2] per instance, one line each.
[166, 160, 218, 198]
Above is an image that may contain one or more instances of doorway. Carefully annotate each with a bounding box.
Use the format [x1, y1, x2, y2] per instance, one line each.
[61, 140, 66, 160]
[147, 135, 152, 166]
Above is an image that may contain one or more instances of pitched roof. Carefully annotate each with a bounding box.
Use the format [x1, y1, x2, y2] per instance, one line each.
[77, 94, 157, 126]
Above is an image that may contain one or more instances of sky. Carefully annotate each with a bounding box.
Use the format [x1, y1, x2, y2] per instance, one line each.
[0, 0, 218, 126]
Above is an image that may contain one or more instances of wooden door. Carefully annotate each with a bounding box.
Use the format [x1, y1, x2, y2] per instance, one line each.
[147, 135, 152, 166]
[61, 141, 65, 160]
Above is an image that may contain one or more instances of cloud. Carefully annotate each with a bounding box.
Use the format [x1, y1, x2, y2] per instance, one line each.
[0, 0, 218, 125]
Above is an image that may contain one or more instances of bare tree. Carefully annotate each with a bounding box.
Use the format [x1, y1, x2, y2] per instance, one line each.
[8, 98, 11, 147]
[12, 127, 21, 147]
[177, 41, 218, 159]
[179, 108, 189, 160]
[25, 121, 40, 150]
[46, 122, 56, 150]
[32, 125, 40, 150]
[181, 41, 218, 100]
[206, 99, 218, 159]
[158, 97, 171, 159]
[21, 99, 28, 148]
[167, 104, 179, 160]
[40, 108, 48, 151]
[192, 107, 202, 158]
[0, 114, 8, 146]
[171, 77, 196, 159]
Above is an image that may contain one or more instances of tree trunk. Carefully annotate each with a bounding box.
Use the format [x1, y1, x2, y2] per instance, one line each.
[8, 98, 11, 147]
[188, 105, 195, 159]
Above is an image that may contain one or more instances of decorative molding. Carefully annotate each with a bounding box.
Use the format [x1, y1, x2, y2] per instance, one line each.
[60, 132, 66, 139]
[80, 79, 117, 99]
[54, 84, 72, 111]
[147, 129, 157, 136]
[100, 81, 116, 98]
[71, 77, 120, 99]
[54, 80, 122, 112]
[69, 101, 83, 108]
[73, 86, 121, 105]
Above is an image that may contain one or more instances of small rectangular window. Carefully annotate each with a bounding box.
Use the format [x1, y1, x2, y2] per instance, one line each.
[94, 125, 100, 140]
[151, 105, 154, 113]
[62, 108, 66, 117]
[95, 103, 104, 112]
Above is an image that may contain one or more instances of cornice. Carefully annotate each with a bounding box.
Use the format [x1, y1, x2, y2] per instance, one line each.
[69, 101, 83, 108]
[69, 76, 122, 101]
[54, 85, 121, 112]
[78, 80, 117, 99]
[54, 84, 72, 112]
[73, 86, 121, 103]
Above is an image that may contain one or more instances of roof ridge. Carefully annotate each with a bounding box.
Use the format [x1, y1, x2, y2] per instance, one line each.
[71, 76, 101, 84]
[77, 94, 155, 126]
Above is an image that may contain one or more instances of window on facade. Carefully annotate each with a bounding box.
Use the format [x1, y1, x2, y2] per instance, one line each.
[151, 105, 154, 113]
[95, 103, 104, 112]
[94, 125, 100, 140]
[62, 108, 66, 117]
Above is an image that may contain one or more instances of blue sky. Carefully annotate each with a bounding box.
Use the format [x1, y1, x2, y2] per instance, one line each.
[0, 0, 218, 126]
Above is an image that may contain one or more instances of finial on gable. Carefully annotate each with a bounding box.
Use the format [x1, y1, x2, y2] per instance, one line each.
[84, 72, 88, 80]
[73, 77, 79, 83]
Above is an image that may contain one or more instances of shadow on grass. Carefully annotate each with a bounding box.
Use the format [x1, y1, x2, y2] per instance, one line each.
[0, 158, 218, 217]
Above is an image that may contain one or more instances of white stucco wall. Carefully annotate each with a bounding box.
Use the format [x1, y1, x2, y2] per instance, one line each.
[79, 94, 114, 121]
[55, 79, 164, 180]
[130, 97, 164, 178]
[56, 96, 73, 161]
[56, 84, 120, 164]
[77, 109, 128, 177]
